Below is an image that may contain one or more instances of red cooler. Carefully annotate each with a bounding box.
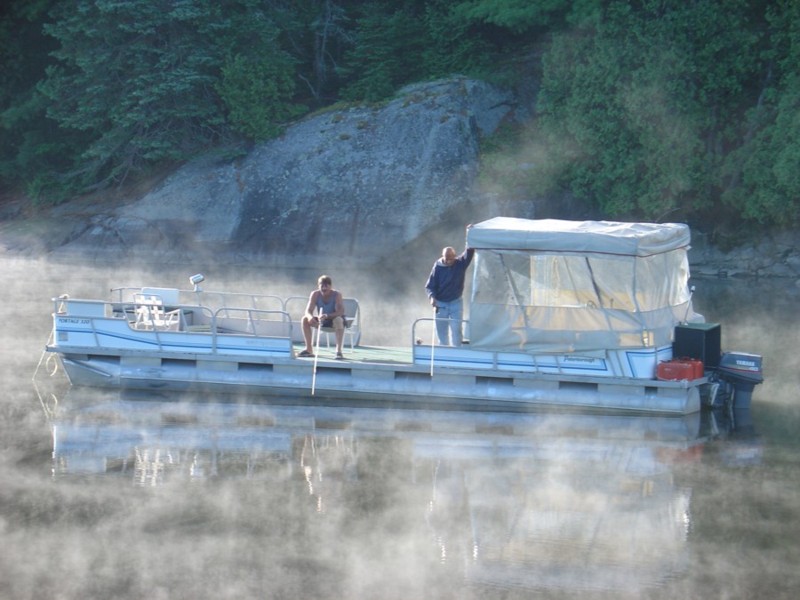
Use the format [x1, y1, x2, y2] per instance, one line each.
[657, 358, 704, 381]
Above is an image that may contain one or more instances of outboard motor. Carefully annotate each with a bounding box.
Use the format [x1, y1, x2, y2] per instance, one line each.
[716, 351, 764, 435]
[673, 323, 763, 436]
[717, 352, 763, 406]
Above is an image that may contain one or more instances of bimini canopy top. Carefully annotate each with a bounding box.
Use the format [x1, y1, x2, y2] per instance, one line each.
[467, 217, 690, 257]
[464, 217, 701, 353]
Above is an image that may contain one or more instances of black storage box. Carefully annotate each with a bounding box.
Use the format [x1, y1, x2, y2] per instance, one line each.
[673, 322, 721, 368]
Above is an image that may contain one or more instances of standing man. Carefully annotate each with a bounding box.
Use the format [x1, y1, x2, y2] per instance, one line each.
[300, 274, 346, 359]
[425, 225, 475, 346]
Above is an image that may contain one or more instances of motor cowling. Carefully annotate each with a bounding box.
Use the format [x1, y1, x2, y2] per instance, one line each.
[717, 351, 764, 386]
[716, 352, 763, 432]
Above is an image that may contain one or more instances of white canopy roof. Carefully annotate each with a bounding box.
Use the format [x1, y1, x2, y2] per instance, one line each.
[465, 217, 701, 354]
[467, 217, 690, 257]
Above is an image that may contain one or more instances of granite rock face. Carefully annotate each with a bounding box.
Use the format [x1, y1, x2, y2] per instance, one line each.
[60, 77, 526, 265]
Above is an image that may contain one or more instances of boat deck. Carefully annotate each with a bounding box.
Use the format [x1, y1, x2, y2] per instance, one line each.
[293, 343, 413, 366]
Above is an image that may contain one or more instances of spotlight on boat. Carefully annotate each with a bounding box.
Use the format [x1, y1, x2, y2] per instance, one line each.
[189, 273, 205, 291]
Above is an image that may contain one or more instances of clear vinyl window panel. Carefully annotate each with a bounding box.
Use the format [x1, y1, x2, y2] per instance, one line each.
[473, 250, 690, 311]
[469, 249, 698, 352]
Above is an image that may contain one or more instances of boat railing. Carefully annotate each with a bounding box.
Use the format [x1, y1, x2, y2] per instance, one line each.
[54, 295, 295, 344]
[414, 316, 565, 375]
[212, 307, 293, 338]
[54, 296, 108, 318]
[410, 317, 557, 375]
[109, 287, 286, 315]
[411, 316, 479, 355]
[52, 296, 108, 349]
[124, 303, 214, 333]
[117, 303, 292, 339]
[182, 290, 286, 316]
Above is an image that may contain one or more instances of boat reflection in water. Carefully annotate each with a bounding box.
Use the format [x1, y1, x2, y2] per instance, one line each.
[44, 389, 730, 594]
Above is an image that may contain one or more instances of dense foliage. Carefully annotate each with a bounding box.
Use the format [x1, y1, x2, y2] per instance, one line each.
[0, 0, 797, 232]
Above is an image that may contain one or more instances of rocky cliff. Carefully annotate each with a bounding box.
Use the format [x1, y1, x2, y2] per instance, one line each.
[50, 77, 529, 266]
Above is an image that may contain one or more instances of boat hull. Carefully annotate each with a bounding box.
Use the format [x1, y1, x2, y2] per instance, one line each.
[55, 349, 703, 415]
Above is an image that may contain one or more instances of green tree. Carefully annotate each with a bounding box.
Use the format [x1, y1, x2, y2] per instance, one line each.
[0, 0, 64, 195]
[35, 0, 305, 197]
[420, 0, 494, 80]
[340, 2, 428, 102]
[267, 0, 354, 105]
[720, 0, 800, 227]
[516, 0, 767, 224]
[451, 0, 580, 33]
[340, 1, 499, 102]
[217, 51, 303, 141]
[39, 0, 221, 191]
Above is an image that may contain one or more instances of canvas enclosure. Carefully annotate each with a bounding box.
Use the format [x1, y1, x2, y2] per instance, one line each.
[465, 218, 702, 353]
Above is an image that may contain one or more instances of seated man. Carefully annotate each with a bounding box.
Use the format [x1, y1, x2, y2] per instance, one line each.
[299, 274, 346, 359]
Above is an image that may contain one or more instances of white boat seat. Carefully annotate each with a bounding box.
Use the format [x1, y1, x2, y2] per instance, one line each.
[317, 297, 361, 350]
[133, 294, 180, 330]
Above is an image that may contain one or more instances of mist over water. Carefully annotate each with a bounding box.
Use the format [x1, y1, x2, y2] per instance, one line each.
[2, 255, 799, 600]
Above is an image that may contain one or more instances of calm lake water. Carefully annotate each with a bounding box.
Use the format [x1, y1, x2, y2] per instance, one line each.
[1, 256, 799, 600]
